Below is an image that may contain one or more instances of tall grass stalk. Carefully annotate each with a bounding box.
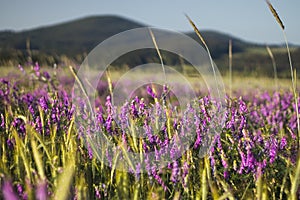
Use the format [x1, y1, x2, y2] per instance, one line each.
[265, 0, 299, 140]
[201, 161, 207, 200]
[229, 40, 233, 97]
[265, 0, 300, 198]
[185, 15, 221, 101]
[266, 45, 278, 90]
[149, 29, 167, 84]
[69, 65, 93, 114]
[106, 69, 114, 104]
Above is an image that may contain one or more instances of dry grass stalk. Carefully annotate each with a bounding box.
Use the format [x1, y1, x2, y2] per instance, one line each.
[266, 0, 285, 30]
[266, 45, 278, 89]
[229, 40, 232, 97]
[185, 14, 221, 99]
[149, 28, 167, 83]
[265, 1, 300, 198]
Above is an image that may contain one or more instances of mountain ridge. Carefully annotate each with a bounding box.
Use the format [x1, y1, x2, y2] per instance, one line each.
[0, 15, 255, 56]
[0, 15, 299, 77]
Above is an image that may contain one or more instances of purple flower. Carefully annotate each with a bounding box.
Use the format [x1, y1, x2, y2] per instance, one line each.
[268, 138, 278, 164]
[221, 153, 228, 169]
[239, 98, 248, 113]
[151, 167, 167, 191]
[146, 85, 157, 99]
[6, 139, 15, 149]
[130, 99, 138, 118]
[238, 149, 246, 174]
[280, 137, 287, 150]
[170, 161, 180, 183]
[224, 170, 229, 179]
[28, 105, 35, 116]
[122, 133, 127, 146]
[119, 102, 129, 129]
[15, 184, 23, 199]
[35, 181, 48, 200]
[18, 64, 25, 74]
[12, 118, 26, 136]
[255, 162, 266, 180]
[105, 96, 114, 133]
[226, 109, 237, 131]
[43, 71, 51, 80]
[144, 155, 152, 176]
[39, 96, 48, 111]
[87, 143, 93, 160]
[95, 186, 101, 199]
[182, 161, 189, 187]
[246, 147, 256, 170]
[135, 163, 141, 179]
[170, 143, 179, 160]
[106, 149, 112, 168]
[2, 181, 18, 200]
[154, 147, 161, 161]
[193, 112, 202, 149]
[34, 62, 41, 77]
[209, 150, 216, 169]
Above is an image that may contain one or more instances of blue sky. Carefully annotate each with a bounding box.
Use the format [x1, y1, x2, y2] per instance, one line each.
[0, 0, 299, 45]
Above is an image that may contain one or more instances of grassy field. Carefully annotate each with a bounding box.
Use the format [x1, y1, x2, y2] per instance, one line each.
[1, 2, 300, 199]
[0, 62, 299, 199]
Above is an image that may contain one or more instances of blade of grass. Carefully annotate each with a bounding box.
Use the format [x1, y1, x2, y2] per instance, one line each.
[110, 150, 120, 184]
[215, 174, 234, 200]
[12, 128, 31, 182]
[54, 160, 75, 200]
[279, 160, 289, 200]
[241, 181, 251, 200]
[201, 161, 207, 200]
[204, 156, 219, 199]
[30, 133, 46, 180]
[256, 174, 263, 200]
[54, 139, 76, 200]
[290, 151, 300, 200]
[66, 116, 75, 147]
[27, 124, 51, 161]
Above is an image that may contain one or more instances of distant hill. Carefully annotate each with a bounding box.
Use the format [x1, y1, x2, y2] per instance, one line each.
[0, 15, 252, 57]
[0, 16, 144, 56]
[0, 15, 299, 77]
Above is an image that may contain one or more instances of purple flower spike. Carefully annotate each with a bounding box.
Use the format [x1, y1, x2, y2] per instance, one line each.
[268, 138, 278, 164]
[18, 64, 25, 74]
[95, 186, 101, 199]
[39, 96, 48, 111]
[280, 137, 287, 150]
[43, 71, 51, 80]
[16, 183, 23, 198]
[170, 161, 180, 183]
[224, 170, 229, 179]
[34, 62, 41, 77]
[146, 85, 157, 99]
